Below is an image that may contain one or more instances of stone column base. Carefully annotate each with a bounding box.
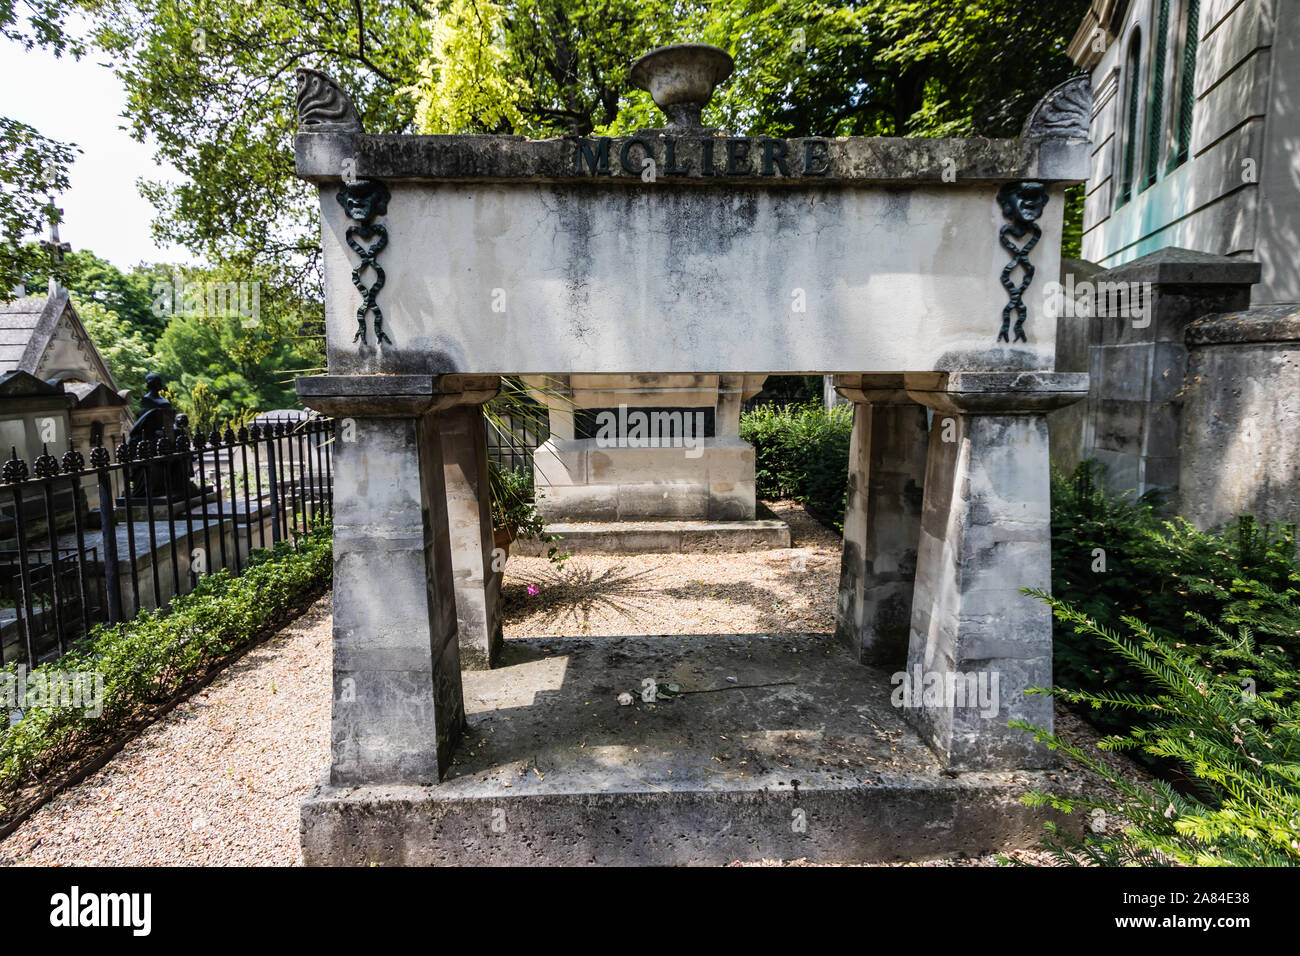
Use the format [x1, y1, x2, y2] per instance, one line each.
[902, 371, 1088, 771]
[296, 374, 496, 784]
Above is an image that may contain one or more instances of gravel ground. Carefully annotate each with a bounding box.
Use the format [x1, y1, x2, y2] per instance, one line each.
[0, 597, 333, 867]
[501, 500, 843, 638]
[0, 500, 1156, 866]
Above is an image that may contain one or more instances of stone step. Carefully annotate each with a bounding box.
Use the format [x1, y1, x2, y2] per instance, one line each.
[509, 517, 792, 555]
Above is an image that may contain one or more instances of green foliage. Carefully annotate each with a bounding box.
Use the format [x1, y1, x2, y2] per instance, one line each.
[407, 0, 530, 134]
[26, 248, 170, 343]
[1062, 183, 1085, 261]
[152, 285, 302, 423]
[1049, 460, 1300, 733]
[81, 0, 430, 305]
[0, 526, 333, 790]
[0, 123, 78, 298]
[1014, 594, 1300, 867]
[739, 401, 852, 529]
[0, 0, 82, 296]
[489, 464, 567, 569]
[72, 297, 154, 405]
[1, 0, 82, 55]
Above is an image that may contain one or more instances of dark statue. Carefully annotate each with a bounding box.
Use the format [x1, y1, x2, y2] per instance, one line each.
[996, 181, 1048, 344]
[125, 373, 199, 500]
[337, 178, 392, 346]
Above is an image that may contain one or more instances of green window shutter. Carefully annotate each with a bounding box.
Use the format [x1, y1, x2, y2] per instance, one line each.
[1144, 0, 1172, 189]
[1118, 35, 1142, 207]
[1171, 0, 1200, 169]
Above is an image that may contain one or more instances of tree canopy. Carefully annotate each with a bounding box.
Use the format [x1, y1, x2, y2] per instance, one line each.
[0, 0, 83, 296]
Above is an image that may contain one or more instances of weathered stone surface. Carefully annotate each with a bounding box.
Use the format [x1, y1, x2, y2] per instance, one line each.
[296, 373, 499, 417]
[1093, 246, 1262, 287]
[317, 182, 1070, 375]
[327, 412, 465, 785]
[1180, 306, 1300, 531]
[834, 385, 928, 667]
[1066, 249, 1260, 501]
[1048, 258, 1104, 472]
[509, 517, 791, 554]
[300, 633, 1082, 865]
[1185, 305, 1300, 345]
[440, 404, 502, 670]
[297, 132, 1090, 185]
[534, 438, 758, 521]
[901, 372, 1086, 771]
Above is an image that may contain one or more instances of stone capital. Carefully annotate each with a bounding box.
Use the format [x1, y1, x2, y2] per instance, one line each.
[904, 371, 1088, 415]
[296, 374, 500, 418]
[833, 373, 916, 406]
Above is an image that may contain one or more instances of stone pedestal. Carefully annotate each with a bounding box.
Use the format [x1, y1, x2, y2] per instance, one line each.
[902, 371, 1088, 772]
[296, 374, 496, 784]
[526, 373, 766, 520]
[1180, 307, 1300, 531]
[833, 374, 928, 666]
[1079, 248, 1259, 496]
[440, 402, 503, 670]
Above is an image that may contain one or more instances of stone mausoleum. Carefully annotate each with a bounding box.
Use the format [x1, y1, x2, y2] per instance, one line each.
[1052, 0, 1300, 528]
[294, 44, 1094, 865]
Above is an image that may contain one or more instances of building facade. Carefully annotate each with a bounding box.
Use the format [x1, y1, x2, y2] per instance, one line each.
[1071, 0, 1300, 304]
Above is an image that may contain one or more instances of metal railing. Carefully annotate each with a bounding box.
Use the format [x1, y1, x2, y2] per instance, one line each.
[0, 417, 334, 667]
[486, 410, 546, 475]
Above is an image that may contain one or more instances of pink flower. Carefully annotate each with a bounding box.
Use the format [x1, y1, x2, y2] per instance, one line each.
[527, 585, 540, 596]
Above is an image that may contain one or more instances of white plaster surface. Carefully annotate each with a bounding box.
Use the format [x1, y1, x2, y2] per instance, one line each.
[321, 182, 1065, 374]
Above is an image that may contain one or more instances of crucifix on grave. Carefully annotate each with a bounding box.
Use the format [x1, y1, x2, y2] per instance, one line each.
[39, 200, 72, 298]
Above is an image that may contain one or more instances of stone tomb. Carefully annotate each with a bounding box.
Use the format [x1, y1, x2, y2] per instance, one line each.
[293, 47, 1092, 864]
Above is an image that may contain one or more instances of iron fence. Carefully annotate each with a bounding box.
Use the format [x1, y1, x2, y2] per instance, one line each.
[486, 409, 546, 475]
[0, 416, 334, 667]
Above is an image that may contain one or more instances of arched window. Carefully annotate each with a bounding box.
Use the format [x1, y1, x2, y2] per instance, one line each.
[1168, 0, 1200, 170]
[1117, 28, 1143, 207]
[90, 420, 104, 448]
[1143, 0, 1172, 189]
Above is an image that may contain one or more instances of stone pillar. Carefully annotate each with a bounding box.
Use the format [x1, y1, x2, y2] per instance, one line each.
[296, 374, 496, 785]
[1180, 308, 1300, 531]
[903, 371, 1088, 772]
[833, 374, 928, 666]
[440, 400, 503, 670]
[1080, 248, 1259, 496]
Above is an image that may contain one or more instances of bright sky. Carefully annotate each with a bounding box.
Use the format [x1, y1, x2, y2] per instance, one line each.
[0, 35, 196, 271]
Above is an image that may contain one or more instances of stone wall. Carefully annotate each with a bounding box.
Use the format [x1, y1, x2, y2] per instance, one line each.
[1051, 247, 1260, 499]
[1179, 306, 1300, 530]
[528, 373, 765, 521]
[1051, 246, 1299, 532]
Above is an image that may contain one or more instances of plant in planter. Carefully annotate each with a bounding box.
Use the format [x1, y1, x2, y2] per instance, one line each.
[488, 463, 567, 570]
[483, 376, 570, 574]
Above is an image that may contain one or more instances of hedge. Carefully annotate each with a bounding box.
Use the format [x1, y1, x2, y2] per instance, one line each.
[0, 526, 333, 798]
[739, 401, 852, 529]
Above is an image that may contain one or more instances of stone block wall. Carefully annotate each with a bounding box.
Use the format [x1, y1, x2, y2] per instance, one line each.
[527, 373, 766, 521]
[1052, 248, 1261, 501]
[1179, 307, 1300, 531]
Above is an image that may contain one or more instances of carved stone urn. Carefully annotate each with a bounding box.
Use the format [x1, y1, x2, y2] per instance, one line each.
[628, 43, 734, 129]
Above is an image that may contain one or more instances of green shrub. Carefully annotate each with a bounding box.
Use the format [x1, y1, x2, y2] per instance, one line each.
[1015, 593, 1300, 866]
[1050, 460, 1300, 732]
[0, 527, 333, 790]
[739, 402, 852, 529]
[489, 465, 567, 569]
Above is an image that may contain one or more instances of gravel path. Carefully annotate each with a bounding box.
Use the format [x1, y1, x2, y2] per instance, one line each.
[501, 500, 843, 638]
[0, 501, 1156, 866]
[0, 597, 333, 867]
